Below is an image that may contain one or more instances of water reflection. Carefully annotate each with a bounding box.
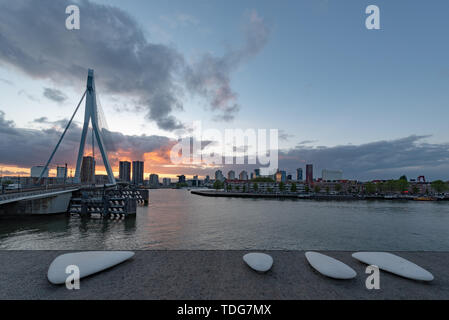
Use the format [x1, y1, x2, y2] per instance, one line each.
[0, 189, 448, 251]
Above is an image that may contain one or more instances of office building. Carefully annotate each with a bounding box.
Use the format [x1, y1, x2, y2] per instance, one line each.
[95, 174, 109, 185]
[56, 166, 67, 179]
[239, 170, 248, 180]
[162, 177, 171, 187]
[275, 170, 287, 183]
[119, 161, 131, 182]
[215, 170, 224, 182]
[228, 170, 235, 180]
[132, 161, 144, 185]
[30, 166, 49, 178]
[178, 175, 186, 183]
[306, 164, 313, 184]
[149, 173, 159, 187]
[80, 156, 95, 183]
[296, 168, 303, 181]
[254, 169, 260, 178]
[322, 169, 343, 181]
[192, 175, 199, 187]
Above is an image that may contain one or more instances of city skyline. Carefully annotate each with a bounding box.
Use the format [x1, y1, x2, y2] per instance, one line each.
[1, 0, 449, 181]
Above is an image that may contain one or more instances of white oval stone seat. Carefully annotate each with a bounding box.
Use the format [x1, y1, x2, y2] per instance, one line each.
[305, 252, 357, 279]
[243, 253, 273, 273]
[47, 251, 135, 284]
[352, 252, 434, 282]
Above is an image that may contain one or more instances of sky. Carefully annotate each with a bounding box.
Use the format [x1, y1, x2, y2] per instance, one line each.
[0, 0, 448, 181]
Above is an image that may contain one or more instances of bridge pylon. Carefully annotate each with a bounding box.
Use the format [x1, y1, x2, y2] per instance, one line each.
[37, 69, 116, 185]
[74, 69, 116, 185]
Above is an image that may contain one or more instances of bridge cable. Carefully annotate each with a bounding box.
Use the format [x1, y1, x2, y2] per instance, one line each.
[37, 90, 88, 184]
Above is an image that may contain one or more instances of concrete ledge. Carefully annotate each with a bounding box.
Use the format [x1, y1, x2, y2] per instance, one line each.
[0, 250, 448, 300]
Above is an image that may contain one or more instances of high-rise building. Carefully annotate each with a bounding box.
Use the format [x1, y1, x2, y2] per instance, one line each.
[162, 177, 171, 186]
[322, 169, 343, 181]
[275, 170, 287, 183]
[215, 170, 224, 182]
[178, 175, 186, 183]
[254, 169, 261, 178]
[193, 175, 199, 187]
[132, 161, 144, 185]
[56, 165, 67, 179]
[149, 173, 159, 187]
[296, 168, 303, 181]
[80, 156, 95, 183]
[119, 161, 131, 182]
[31, 166, 49, 178]
[227, 170, 235, 180]
[306, 164, 313, 184]
[239, 170, 248, 180]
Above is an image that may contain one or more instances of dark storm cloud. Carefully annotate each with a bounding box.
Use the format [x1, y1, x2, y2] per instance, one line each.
[0, 0, 184, 130]
[43, 87, 68, 103]
[279, 136, 449, 181]
[0, 1, 270, 129]
[0, 110, 173, 168]
[184, 11, 271, 121]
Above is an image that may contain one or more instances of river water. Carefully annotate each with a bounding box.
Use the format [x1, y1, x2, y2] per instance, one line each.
[1, 189, 448, 251]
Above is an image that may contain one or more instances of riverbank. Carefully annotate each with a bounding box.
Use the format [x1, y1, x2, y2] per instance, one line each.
[0, 250, 448, 299]
[191, 190, 449, 201]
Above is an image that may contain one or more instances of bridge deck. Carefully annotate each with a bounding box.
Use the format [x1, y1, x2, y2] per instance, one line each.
[0, 188, 79, 205]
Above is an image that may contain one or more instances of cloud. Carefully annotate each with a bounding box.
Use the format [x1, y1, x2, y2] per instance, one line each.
[160, 13, 200, 29]
[0, 110, 174, 170]
[184, 10, 271, 121]
[0, 78, 13, 85]
[43, 87, 68, 103]
[0, 1, 270, 130]
[279, 130, 294, 141]
[3, 107, 449, 181]
[296, 140, 318, 146]
[279, 135, 449, 181]
[18, 89, 39, 102]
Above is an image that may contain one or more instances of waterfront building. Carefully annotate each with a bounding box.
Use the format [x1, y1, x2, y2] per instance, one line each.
[149, 174, 159, 188]
[225, 180, 305, 194]
[95, 174, 109, 185]
[178, 175, 186, 183]
[322, 169, 343, 181]
[227, 170, 235, 180]
[215, 170, 225, 182]
[56, 165, 67, 179]
[287, 174, 292, 181]
[275, 170, 287, 183]
[193, 175, 199, 187]
[306, 164, 313, 184]
[239, 170, 248, 180]
[250, 172, 254, 180]
[132, 161, 144, 185]
[296, 168, 303, 181]
[204, 175, 210, 183]
[162, 177, 171, 187]
[30, 166, 49, 178]
[119, 161, 131, 182]
[254, 169, 261, 178]
[80, 156, 95, 183]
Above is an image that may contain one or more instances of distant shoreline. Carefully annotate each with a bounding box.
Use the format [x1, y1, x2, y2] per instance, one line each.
[191, 190, 449, 201]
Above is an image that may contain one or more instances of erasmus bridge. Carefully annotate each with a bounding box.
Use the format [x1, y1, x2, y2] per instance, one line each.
[0, 70, 147, 217]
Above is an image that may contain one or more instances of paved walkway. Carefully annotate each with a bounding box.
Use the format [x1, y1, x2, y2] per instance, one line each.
[0, 251, 448, 299]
